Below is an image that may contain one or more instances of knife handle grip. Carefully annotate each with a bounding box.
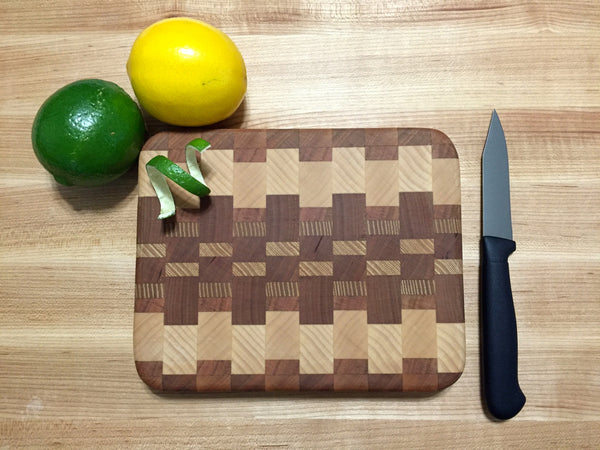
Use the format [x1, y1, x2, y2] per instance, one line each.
[481, 236, 526, 420]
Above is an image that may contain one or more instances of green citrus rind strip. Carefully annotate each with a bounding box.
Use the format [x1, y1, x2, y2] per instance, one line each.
[146, 138, 211, 219]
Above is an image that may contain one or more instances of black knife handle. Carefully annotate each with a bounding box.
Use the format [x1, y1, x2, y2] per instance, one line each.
[481, 236, 526, 420]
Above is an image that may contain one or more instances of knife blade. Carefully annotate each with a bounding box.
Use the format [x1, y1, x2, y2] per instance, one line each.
[481, 110, 526, 420]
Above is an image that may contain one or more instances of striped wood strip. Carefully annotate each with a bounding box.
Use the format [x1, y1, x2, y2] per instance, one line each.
[366, 260, 401, 276]
[136, 243, 166, 258]
[164, 222, 199, 238]
[333, 240, 367, 255]
[434, 259, 463, 275]
[234, 221, 266, 237]
[199, 242, 233, 257]
[232, 262, 267, 277]
[299, 261, 333, 277]
[367, 219, 401, 235]
[135, 283, 164, 299]
[300, 221, 332, 236]
[199, 282, 232, 298]
[266, 281, 300, 297]
[165, 263, 199, 277]
[434, 218, 461, 234]
[266, 241, 300, 256]
[333, 281, 367, 297]
[400, 239, 435, 254]
[401, 279, 435, 296]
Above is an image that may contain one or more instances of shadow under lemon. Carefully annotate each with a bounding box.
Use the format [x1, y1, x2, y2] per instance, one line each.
[142, 98, 248, 135]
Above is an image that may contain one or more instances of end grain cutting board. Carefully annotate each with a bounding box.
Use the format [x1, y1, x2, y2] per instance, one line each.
[134, 128, 465, 393]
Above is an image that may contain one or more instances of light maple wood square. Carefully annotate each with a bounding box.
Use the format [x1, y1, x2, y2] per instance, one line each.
[402, 309, 437, 358]
[365, 160, 399, 206]
[231, 325, 265, 374]
[197, 312, 232, 360]
[134, 312, 163, 361]
[432, 158, 461, 205]
[299, 162, 332, 207]
[266, 311, 300, 360]
[163, 325, 197, 375]
[267, 148, 299, 195]
[397, 145, 432, 192]
[333, 147, 365, 194]
[367, 324, 403, 374]
[233, 162, 267, 208]
[333, 310, 368, 359]
[437, 323, 466, 373]
[202, 149, 234, 196]
[300, 325, 334, 374]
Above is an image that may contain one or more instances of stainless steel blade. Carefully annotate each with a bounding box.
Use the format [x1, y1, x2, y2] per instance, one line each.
[483, 110, 512, 240]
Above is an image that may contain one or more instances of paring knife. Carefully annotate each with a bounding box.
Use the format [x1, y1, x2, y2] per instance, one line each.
[481, 110, 526, 420]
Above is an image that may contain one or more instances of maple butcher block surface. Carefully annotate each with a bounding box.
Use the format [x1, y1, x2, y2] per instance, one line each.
[4, 1, 600, 445]
[134, 128, 465, 392]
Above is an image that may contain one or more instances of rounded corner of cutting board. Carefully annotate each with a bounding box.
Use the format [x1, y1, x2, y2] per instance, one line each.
[438, 368, 466, 392]
[430, 128, 459, 156]
[134, 360, 163, 392]
[428, 127, 452, 142]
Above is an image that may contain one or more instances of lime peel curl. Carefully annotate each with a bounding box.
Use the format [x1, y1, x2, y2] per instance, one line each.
[146, 138, 211, 219]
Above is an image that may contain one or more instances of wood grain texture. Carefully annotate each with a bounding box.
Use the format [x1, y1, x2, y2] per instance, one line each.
[1, 0, 599, 447]
[134, 128, 465, 393]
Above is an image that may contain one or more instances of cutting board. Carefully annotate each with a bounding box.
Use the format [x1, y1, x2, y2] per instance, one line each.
[134, 128, 465, 393]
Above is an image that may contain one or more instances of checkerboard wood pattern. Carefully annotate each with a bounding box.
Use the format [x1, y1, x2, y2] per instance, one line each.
[134, 128, 465, 392]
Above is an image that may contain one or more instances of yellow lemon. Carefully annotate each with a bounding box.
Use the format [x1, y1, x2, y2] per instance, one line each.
[126, 17, 247, 127]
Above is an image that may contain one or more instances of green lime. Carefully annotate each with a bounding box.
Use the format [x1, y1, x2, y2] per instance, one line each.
[32, 79, 146, 186]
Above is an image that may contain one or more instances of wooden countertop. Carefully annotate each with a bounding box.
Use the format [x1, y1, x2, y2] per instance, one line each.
[1, 0, 598, 447]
